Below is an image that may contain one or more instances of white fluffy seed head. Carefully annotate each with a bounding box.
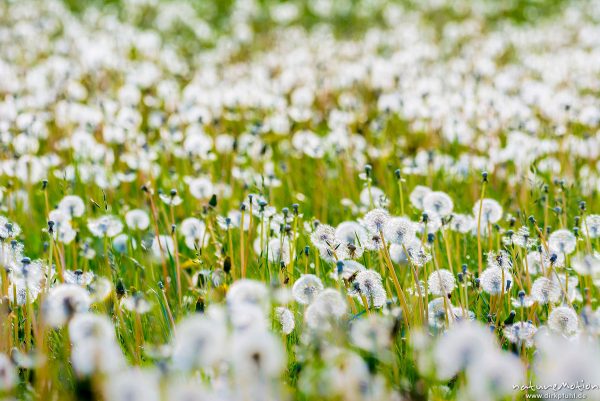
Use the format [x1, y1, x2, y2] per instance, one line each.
[427, 269, 456, 296]
[479, 267, 512, 295]
[383, 217, 416, 245]
[548, 306, 579, 337]
[292, 274, 324, 304]
[548, 229, 577, 255]
[423, 191, 454, 217]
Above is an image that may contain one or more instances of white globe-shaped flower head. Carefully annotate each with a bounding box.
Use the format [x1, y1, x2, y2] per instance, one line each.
[423, 191, 454, 217]
[473, 198, 503, 225]
[292, 274, 324, 305]
[548, 229, 577, 255]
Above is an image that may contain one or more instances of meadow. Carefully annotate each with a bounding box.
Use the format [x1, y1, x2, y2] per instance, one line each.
[0, 0, 600, 400]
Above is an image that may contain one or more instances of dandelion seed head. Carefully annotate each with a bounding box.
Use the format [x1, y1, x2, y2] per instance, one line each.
[359, 186, 388, 208]
[292, 274, 324, 305]
[531, 277, 561, 305]
[383, 217, 416, 245]
[274, 307, 295, 335]
[428, 269, 456, 296]
[466, 351, 525, 401]
[548, 229, 577, 255]
[350, 315, 393, 353]
[362, 208, 390, 234]
[58, 195, 85, 217]
[548, 306, 580, 337]
[172, 314, 227, 370]
[304, 289, 347, 330]
[231, 330, 284, 380]
[0, 354, 17, 391]
[348, 269, 387, 308]
[125, 209, 150, 230]
[87, 215, 123, 238]
[62, 269, 93, 287]
[572, 253, 600, 276]
[121, 293, 152, 314]
[486, 250, 513, 271]
[227, 279, 269, 308]
[504, 321, 537, 348]
[187, 177, 214, 200]
[473, 198, 503, 225]
[434, 321, 497, 380]
[409, 186, 431, 210]
[449, 213, 475, 233]
[104, 369, 160, 401]
[534, 335, 600, 398]
[479, 267, 512, 295]
[582, 214, 600, 238]
[43, 284, 91, 328]
[69, 313, 115, 344]
[423, 191, 454, 217]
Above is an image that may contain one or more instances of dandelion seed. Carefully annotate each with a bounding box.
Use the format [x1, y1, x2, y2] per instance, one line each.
[267, 237, 291, 265]
[504, 226, 535, 248]
[87, 277, 113, 303]
[449, 213, 475, 233]
[112, 233, 135, 254]
[0, 217, 21, 240]
[148, 235, 174, 259]
[335, 221, 367, 258]
[159, 191, 182, 206]
[69, 313, 115, 344]
[72, 340, 125, 377]
[512, 291, 535, 308]
[310, 223, 336, 247]
[428, 297, 450, 329]
[535, 335, 600, 399]
[187, 177, 214, 200]
[525, 249, 564, 275]
[230, 303, 268, 332]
